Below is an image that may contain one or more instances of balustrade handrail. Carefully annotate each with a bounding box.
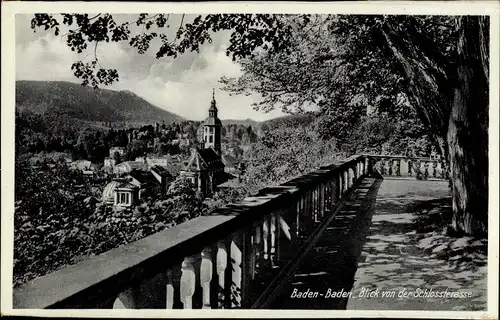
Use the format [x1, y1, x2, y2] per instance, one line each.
[14, 155, 367, 309]
[363, 154, 443, 162]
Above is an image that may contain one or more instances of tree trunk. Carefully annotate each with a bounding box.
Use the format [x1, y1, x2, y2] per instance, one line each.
[447, 16, 489, 236]
[380, 16, 489, 236]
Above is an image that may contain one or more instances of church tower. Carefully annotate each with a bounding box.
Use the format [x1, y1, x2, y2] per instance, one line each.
[203, 89, 222, 154]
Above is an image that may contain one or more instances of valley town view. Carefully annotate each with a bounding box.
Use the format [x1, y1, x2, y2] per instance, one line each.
[10, 12, 493, 311]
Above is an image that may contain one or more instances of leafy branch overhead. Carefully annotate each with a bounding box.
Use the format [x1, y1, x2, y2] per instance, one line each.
[30, 13, 294, 88]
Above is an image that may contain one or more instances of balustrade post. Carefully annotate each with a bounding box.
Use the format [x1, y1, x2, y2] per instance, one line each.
[166, 269, 174, 309]
[332, 175, 338, 205]
[216, 241, 228, 308]
[354, 163, 358, 180]
[295, 200, 301, 238]
[313, 185, 318, 221]
[200, 247, 213, 309]
[303, 191, 312, 232]
[338, 173, 343, 199]
[343, 170, 348, 193]
[114, 288, 138, 309]
[367, 157, 373, 175]
[308, 190, 314, 226]
[319, 183, 325, 220]
[262, 218, 271, 269]
[180, 256, 196, 309]
[230, 233, 246, 308]
[253, 224, 262, 276]
[270, 213, 279, 267]
[280, 202, 298, 262]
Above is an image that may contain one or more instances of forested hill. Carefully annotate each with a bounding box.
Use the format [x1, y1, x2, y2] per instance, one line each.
[221, 118, 261, 127]
[262, 113, 317, 130]
[222, 114, 317, 132]
[16, 80, 185, 125]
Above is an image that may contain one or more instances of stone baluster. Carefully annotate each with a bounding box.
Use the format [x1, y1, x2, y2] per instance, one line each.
[319, 183, 325, 220]
[353, 164, 357, 182]
[248, 224, 257, 280]
[216, 241, 228, 308]
[337, 173, 342, 200]
[200, 247, 213, 309]
[347, 168, 351, 188]
[308, 190, 314, 224]
[166, 269, 174, 309]
[230, 237, 243, 308]
[278, 204, 296, 265]
[262, 218, 270, 265]
[302, 192, 311, 233]
[308, 187, 316, 221]
[270, 213, 278, 267]
[114, 287, 137, 309]
[381, 158, 386, 175]
[335, 175, 339, 198]
[343, 170, 348, 193]
[323, 181, 330, 215]
[423, 161, 429, 179]
[180, 256, 196, 309]
[253, 225, 262, 276]
[328, 180, 334, 210]
[295, 200, 301, 238]
[314, 187, 319, 222]
[366, 157, 372, 175]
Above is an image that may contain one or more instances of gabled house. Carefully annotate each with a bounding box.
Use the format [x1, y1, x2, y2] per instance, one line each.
[101, 168, 169, 208]
[109, 146, 125, 157]
[221, 154, 239, 174]
[150, 165, 174, 195]
[71, 160, 99, 176]
[179, 147, 225, 197]
[104, 157, 117, 168]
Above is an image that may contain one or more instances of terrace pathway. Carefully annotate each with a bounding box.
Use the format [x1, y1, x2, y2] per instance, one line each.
[269, 177, 487, 311]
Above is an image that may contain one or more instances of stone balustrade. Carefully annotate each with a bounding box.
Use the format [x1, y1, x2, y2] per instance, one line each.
[367, 155, 449, 180]
[13, 155, 369, 309]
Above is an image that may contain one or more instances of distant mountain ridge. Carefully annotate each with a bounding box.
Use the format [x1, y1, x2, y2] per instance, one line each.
[221, 118, 261, 127]
[222, 114, 317, 129]
[15, 80, 185, 125]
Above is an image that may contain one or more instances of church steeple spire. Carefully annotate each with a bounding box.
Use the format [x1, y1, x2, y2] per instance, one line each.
[209, 88, 218, 117]
[203, 88, 222, 154]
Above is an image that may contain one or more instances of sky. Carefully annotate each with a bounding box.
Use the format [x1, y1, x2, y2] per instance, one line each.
[15, 14, 285, 121]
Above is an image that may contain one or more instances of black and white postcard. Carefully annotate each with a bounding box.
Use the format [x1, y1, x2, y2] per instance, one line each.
[1, 1, 499, 318]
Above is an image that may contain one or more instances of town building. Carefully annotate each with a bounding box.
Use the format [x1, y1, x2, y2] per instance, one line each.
[179, 90, 227, 197]
[221, 154, 239, 174]
[101, 168, 173, 208]
[70, 160, 99, 175]
[109, 146, 125, 158]
[104, 157, 117, 168]
[179, 147, 225, 197]
[113, 161, 148, 174]
[202, 90, 222, 154]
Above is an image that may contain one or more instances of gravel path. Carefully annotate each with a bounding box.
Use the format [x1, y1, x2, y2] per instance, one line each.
[346, 178, 487, 311]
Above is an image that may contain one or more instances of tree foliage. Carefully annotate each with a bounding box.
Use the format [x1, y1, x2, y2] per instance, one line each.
[30, 13, 294, 88]
[242, 125, 340, 194]
[28, 13, 490, 236]
[14, 157, 216, 286]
